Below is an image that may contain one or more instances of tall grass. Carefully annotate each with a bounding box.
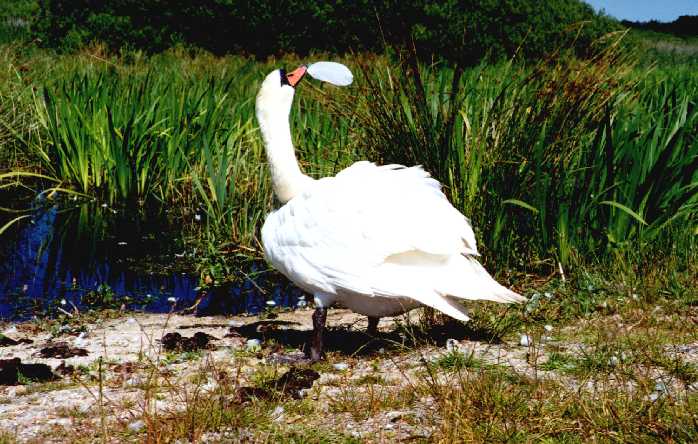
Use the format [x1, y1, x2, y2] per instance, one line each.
[1, 44, 696, 276]
[354, 45, 698, 271]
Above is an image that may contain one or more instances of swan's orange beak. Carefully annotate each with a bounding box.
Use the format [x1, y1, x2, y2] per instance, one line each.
[286, 65, 307, 87]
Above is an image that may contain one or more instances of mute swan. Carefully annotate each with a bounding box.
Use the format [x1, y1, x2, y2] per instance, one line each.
[256, 64, 525, 361]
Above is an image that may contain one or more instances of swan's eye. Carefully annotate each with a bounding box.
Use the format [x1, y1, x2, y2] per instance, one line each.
[280, 69, 290, 87]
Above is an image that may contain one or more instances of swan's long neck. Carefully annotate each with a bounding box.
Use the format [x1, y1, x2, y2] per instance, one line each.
[257, 104, 309, 204]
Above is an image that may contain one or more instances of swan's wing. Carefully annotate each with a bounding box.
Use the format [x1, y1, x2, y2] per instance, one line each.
[262, 162, 522, 308]
[330, 161, 479, 257]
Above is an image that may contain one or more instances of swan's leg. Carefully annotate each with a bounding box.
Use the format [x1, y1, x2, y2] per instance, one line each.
[310, 307, 327, 362]
[367, 317, 379, 336]
[309, 292, 334, 362]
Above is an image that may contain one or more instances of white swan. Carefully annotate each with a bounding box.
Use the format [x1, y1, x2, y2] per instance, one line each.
[256, 65, 525, 360]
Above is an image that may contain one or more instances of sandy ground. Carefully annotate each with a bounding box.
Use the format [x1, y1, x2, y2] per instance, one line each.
[1, 308, 696, 442]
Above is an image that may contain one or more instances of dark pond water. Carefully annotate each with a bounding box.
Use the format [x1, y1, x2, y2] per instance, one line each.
[0, 197, 303, 321]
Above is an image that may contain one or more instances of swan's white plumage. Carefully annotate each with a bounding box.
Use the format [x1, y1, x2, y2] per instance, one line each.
[262, 162, 524, 319]
[256, 67, 524, 322]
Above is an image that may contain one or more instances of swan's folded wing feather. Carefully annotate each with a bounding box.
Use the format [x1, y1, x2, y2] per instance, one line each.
[262, 162, 480, 297]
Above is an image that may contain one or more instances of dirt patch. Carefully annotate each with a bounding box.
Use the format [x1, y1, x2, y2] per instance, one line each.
[0, 336, 33, 347]
[0, 358, 59, 385]
[39, 342, 89, 359]
[161, 331, 218, 352]
[234, 367, 320, 403]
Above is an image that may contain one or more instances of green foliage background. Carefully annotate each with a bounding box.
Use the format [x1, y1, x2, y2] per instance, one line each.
[32, 0, 617, 63]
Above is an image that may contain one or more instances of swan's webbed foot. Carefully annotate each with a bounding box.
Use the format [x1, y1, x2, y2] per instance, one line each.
[367, 316, 380, 336]
[309, 306, 327, 362]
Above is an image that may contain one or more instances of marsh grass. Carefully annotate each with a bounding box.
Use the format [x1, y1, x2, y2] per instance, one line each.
[0, 41, 696, 280]
[353, 42, 698, 273]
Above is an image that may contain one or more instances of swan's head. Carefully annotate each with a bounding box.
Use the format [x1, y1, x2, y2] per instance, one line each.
[256, 66, 307, 122]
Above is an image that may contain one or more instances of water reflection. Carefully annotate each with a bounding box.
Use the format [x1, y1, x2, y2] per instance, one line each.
[0, 199, 300, 320]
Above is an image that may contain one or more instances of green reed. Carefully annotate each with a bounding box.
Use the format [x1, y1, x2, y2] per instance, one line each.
[1, 45, 695, 272]
[354, 46, 697, 270]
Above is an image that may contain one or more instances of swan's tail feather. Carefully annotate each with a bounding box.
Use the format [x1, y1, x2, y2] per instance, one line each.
[409, 292, 471, 322]
[371, 252, 523, 323]
[442, 255, 526, 304]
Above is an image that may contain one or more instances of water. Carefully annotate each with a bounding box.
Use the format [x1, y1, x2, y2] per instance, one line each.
[0, 197, 302, 321]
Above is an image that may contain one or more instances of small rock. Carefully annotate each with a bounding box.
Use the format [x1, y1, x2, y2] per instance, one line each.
[127, 419, 145, 432]
[266, 300, 276, 306]
[201, 381, 216, 392]
[333, 362, 349, 371]
[270, 405, 285, 422]
[519, 334, 532, 347]
[386, 410, 406, 422]
[124, 376, 144, 388]
[654, 381, 669, 394]
[544, 324, 553, 332]
[228, 320, 244, 328]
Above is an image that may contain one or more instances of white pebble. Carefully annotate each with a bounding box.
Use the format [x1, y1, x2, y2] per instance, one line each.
[271, 405, 285, 422]
[266, 300, 276, 306]
[167, 297, 177, 303]
[228, 320, 244, 327]
[654, 381, 668, 394]
[127, 419, 145, 432]
[333, 362, 349, 371]
[544, 324, 553, 332]
[246, 339, 261, 350]
[519, 334, 532, 347]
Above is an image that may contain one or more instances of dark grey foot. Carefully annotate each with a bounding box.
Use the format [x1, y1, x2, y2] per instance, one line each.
[367, 316, 380, 336]
[309, 307, 327, 362]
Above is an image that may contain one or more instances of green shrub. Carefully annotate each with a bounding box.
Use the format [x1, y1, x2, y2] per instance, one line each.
[35, 0, 618, 63]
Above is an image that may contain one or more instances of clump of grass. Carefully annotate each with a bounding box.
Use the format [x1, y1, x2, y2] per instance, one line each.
[432, 350, 487, 372]
[0, 430, 16, 444]
[424, 363, 697, 442]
